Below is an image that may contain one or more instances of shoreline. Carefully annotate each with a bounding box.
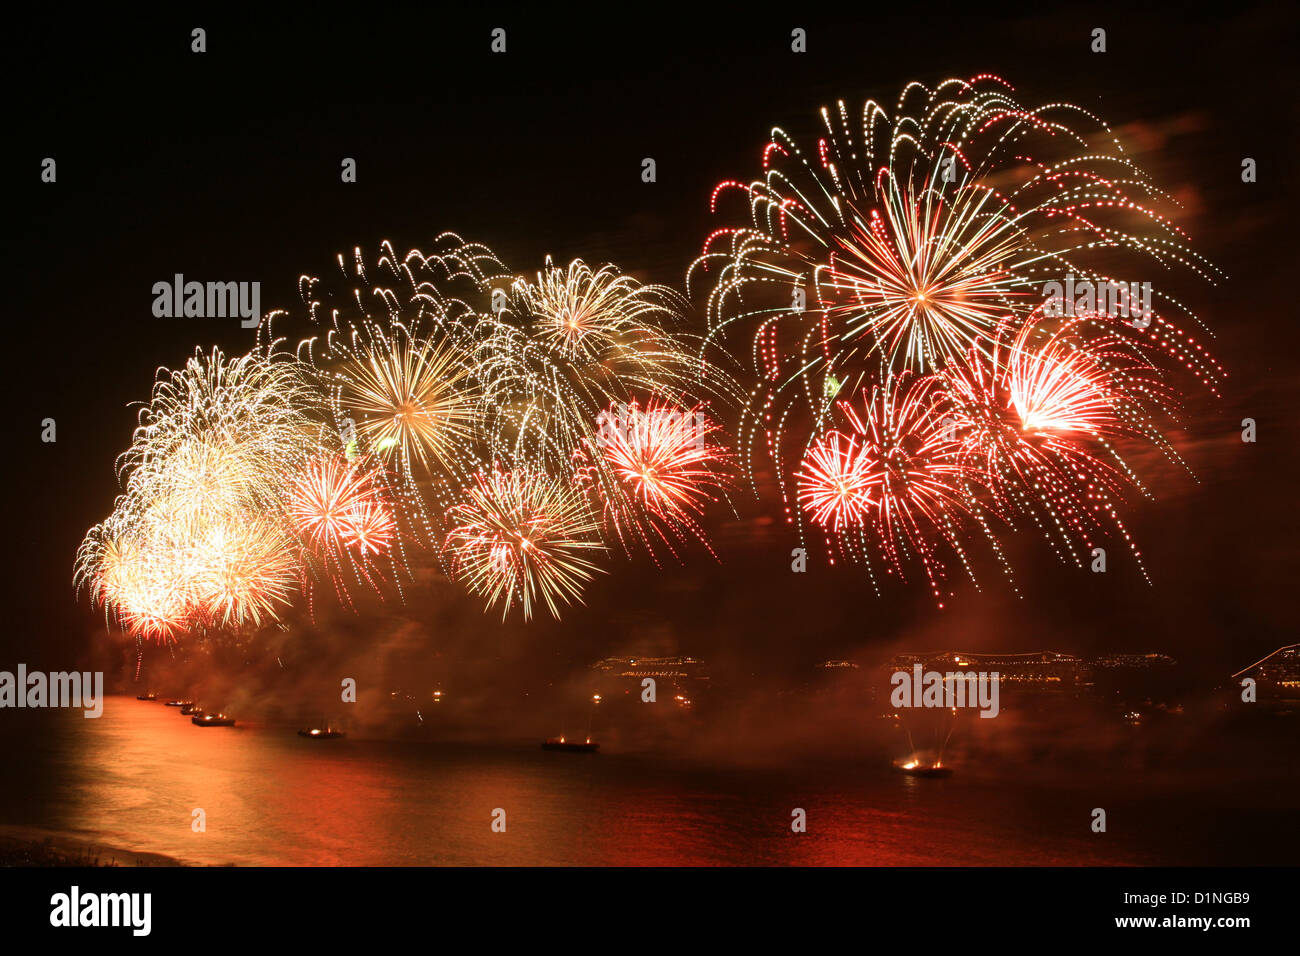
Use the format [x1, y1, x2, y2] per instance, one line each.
[0, 825, 189, 868]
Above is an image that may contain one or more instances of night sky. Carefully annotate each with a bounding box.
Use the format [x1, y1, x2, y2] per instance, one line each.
[9, 6, 1298, 690]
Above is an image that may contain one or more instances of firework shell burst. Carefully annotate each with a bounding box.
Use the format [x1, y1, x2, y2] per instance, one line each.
[488, 256, 731, 481]
[278, 234, 514, 556]
[691, 74, 1225, 599]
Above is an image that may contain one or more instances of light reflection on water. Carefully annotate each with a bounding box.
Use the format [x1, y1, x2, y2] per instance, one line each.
[1, 697, 1159, 866]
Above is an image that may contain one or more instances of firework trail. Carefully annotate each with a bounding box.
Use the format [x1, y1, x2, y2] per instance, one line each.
[691, 75, 1224, 598]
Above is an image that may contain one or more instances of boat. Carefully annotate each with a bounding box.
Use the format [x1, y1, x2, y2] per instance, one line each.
[192, 713, 235, 727]
[136, 693, 157, 701]
[542, 736, 598, 753]
[893, 758, 952, 778]
[179, 703, 201, 715]
[165, 699, 192, 708]
[298, 727, 345, 739]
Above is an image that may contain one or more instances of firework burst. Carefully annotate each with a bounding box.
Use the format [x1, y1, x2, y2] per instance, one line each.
[940, 313, 1183, 577]
[287, 455, 396, 557]
[577, 396, 733, 561]
[338, 330, 479, 478]
[796, 430, 875, 532]
[796, 374, 1003, 602]
[280, 235, 513, 554]
[443, 467, 605, 620]
[483, 257, 717, 475]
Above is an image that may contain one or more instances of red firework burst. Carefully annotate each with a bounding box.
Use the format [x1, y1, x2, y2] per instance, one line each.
[600, 397, 728, 517]
[798, 373, 994, 600]
[583, 397, 732, 561]
[796, 431, 874, 531]
[287, 456, 396, 559]
[942, 315, 1172, 576]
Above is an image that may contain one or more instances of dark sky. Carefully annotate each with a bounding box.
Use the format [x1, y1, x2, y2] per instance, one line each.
[8, 5, 1298, 686]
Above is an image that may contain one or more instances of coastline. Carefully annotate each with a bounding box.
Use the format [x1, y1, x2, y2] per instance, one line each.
[0, 825, 189, 868]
